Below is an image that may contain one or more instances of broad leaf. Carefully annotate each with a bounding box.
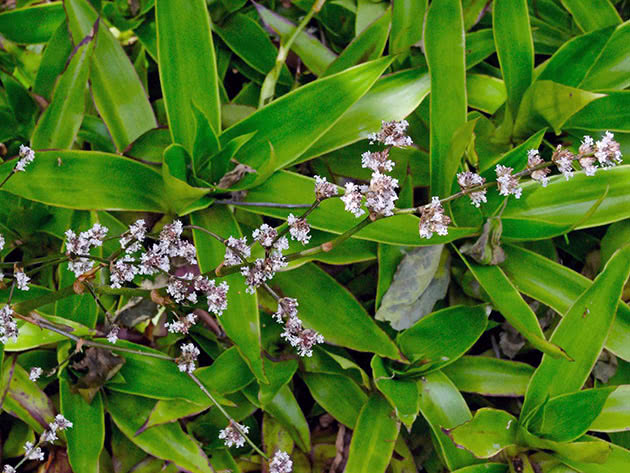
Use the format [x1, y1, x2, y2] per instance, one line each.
[447, 408, 518, 459]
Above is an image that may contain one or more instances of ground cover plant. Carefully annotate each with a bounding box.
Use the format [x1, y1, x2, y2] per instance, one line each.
[0, 0, 629, 472]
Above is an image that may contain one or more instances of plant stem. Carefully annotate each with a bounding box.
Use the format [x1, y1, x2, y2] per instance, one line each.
[188, 372, 269, 459]
[258, 0, 327, 107]
[214, 200, 311, 209]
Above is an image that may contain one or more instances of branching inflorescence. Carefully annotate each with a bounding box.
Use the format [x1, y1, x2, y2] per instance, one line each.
[0, 127, 623, 472]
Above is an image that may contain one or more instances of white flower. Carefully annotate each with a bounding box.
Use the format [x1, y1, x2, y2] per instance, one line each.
[340, 182, 366, 218]
[3, 465, 16, 473]
[15, 269, 30, 291]
[314, 175, 338, 200]
[579, 156, 598, 176]
[552, 145, 574, 180]
[273, 298, 299, 324]
[120, 219, 147, 252]
[0, 233, 5, 251]
[287, 214, 311, 245]
[361, 149, 395, 172]
[205, 281, 229, 316]
[495, 165, 522, 198]
[269, 450, 293, 473]
[166, 274, 197, 304]
[0, 305, 18, 344]
[23, 441, 44, 461]
[166, 313, 197, 334]
[579, 135, 594, 155]
[368, 120, 413, 147]
[365, 172, 399, 217]
[52, 414, 73, 431]
[281, 315, 325, 357]
[15, 145, 35, 172]
[109, 255, 138, 289]
[177, 343, 200, 373]
[41, 428, 58, 443]
[241, 253, 287, 294]
[527, 149, 550, 187]
[29, 367, 43, 382]
[595, 131, 623, 168]
[418, 196, 450, 239]
[218, 421, 249, 448]
[457, 171, 486, 207]
[224, 236, 250, 266]
[106, 325, 120, 344]
[252, 224, 278, 248]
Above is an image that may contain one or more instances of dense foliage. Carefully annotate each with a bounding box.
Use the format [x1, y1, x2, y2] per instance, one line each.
[0, 0, 629, 472]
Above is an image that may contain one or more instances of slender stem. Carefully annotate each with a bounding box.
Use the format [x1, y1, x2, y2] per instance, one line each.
[259, 0, 327, 106]
[0, 168, 15, 189]
[17, 316, 174, 360]
[84, 282, 116, 325]
[270, 199, 320, 249]
[25, 256, 69, 277]
[188, 372, 268, 459]
[0, 254, 66, 268]
[185, 225, 226, 244]
[214, 200, 312, 209]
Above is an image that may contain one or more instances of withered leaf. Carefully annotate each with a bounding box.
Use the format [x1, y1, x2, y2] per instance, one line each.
[71, 347, 125, 402]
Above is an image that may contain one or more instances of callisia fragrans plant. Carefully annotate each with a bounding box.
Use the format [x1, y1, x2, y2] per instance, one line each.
[2, 1, 630, 472]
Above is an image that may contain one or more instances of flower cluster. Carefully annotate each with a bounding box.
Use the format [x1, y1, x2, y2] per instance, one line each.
[65, 223, 109, 277]
[314, 175, 338, 200]
[5, 414, 74, 470]
[418, 197, 451, 239]
[224, 236, 250, 266]
[0, 305, 18, 344]
[177, 343, 200, 373]
[552, 131, 623, 179]
[29, 367, 43, 381]
[219, 421, 249, 448]
[241, 224, 289, 294]
[339, 120, 411, 220]
[496, 165, 522, 199]
[287, 214, 311, 245]
[457, 171, 487, 207]
[166, 313, 197, 334]
[269, 450, 293, 473]
[527, 149, 550, 187]
[138, 220, 196, 276]
[15, 145, 35, 172]
[274, 297, 324, 357]
[15, 268, 29, 291]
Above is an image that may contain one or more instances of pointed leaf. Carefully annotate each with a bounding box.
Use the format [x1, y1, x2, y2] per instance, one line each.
[372, 356, 419, 428]
[560, 0, 621, 32]
[65, 0, 157, 150]
[345, 394, 400, 473]
[521, 245, 630, 418]
[156, 0, 221, 150]
[425, 0, 467, 197]
[302, 372, 367, 428]
[591, 385, 630, 432]
[447, 408, 518, 459]
[0, 2, 65, 44]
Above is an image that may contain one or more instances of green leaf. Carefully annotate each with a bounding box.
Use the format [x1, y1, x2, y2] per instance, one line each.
[323, 9, 391, 77]
[161, 144, 209, 215]
[106, 391, 215, 473]
[60, 379, 105, 473]
[565, 92, 630, 132]
[300, 68, 431, 162]
[263, 384, 311, 452]
[465, 29, 496, 68]
[498, 165, 630, 238]
[579, 22, 630, 90]
[425, 0, 467, 198]
[255, 3, 337, 76]
[0, 2, 65, 44]
[272, 263, 403, 360]
[559, 0, 621, 32]
[553, 436, 630, 473]
[65, 0, 157, 151]
[32, 21, 73, 101]
[591, 385, 630, 432]
[218, 57, 393, 180]
[467, 74, 506, 115]
[442, 356, 533, 397]
[372, 355, 419, 428]
[520, 245, 630, 418]
[3, 315, 96, 351]
[447, 408, 518, 459]
[396, 305, 488, 369]
[191, 206, 267, 383]
[344, 394, 400, 473]
[156, 0, 220, 151]
[1, 358, 55, 433]
[302, 372, 367, 428]
[457, 252, 569, 359]
[390, 0, 426, 54]
[493, 0, 534, 115]
[417, 371, 478, 470]
[0, 151, 168, 212]
[501, 244, 630, 361]
[214, 13, 292, 86]
[513, 81, 603, 137]
[537, 26, 616, 88]
[31, 33, 92, 150]
[451, 466, 508, 473]
[527, 388, 615, 442]
[241, 171, 477, 246]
